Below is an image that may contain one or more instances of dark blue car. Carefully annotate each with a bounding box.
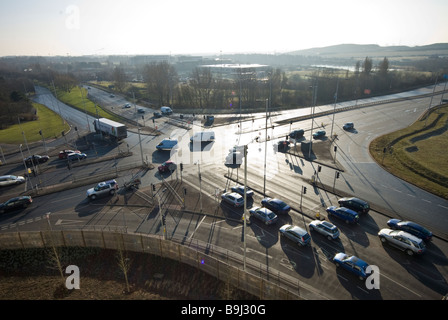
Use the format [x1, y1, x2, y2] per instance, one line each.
[386, 219, 432, 241]
[333, 252, 369, 280]
[261, 197, 291, 214]
[326, 206, 359, 224]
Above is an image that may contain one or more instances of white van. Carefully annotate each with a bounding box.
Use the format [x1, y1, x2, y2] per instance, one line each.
[160, 106, 173, 115]
[190, 131, 215, 143]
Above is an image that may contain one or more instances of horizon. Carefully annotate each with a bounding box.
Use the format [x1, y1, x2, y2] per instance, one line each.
[1, 0, 447, 57]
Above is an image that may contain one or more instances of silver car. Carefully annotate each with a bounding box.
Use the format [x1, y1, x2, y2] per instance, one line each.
[221, 192, 244, 207]
[0, 175, 25, 187]
[249, 207, 278, 225]
[309, 220, 340, 240]
[279, 224, 311, 246]
[86, 179, 119, 200]
[378, 228, 426, 256]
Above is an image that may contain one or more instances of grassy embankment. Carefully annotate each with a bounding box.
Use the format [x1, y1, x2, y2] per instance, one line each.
[0, 102, 70, 145]
[0, 86, 122, 145]
[369, 104, 448, 199]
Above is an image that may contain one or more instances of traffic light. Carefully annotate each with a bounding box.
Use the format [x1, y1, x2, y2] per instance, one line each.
[180, 163, 183, 171]
[336, 171, 340, 179]
[303, 186, 307, 194]
[38, 130, 42, 136]
[318, 165, 322, 173]
[152, 184, 156, 191]
[162, 215, 166, 225]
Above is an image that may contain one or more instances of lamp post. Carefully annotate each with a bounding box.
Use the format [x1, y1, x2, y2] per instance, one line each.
[330, 78, 339, 139]
[308, 78, 318, 159]
[263, 98, 268, 196]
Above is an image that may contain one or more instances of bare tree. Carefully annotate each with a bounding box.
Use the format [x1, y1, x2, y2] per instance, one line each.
[116, 233, 132, 293]
[113, 66, 127, 92]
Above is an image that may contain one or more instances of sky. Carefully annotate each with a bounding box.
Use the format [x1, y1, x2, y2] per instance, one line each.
[1, 0, 447, 57]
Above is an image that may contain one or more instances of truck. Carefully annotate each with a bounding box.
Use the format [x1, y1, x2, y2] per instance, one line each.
[93, 118, 127, 141]
[161, 106, 173, 115]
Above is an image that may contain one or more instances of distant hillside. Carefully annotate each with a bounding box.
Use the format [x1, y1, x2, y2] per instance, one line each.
[286, 43, 448, 59]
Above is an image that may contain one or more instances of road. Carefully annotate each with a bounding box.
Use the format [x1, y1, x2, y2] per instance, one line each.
[1, 82, 447, 300]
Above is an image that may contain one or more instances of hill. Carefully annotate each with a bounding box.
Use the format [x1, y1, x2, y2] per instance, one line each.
[285, 43, 448, 59]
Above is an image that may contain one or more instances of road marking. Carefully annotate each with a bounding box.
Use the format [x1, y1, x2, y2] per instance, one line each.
[380, 272, 422, 298]
[55, 219, 84, 226]
[421, 199, 431, 203]
[438, 204, 448, 210]
[186, 215, 207, 241]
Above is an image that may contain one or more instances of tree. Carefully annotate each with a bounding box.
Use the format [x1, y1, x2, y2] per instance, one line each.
[113, 66, 127, 92]
[362, 57, 373, 76]
[378, 57, 389, 77]
[143, 61, 178, 106]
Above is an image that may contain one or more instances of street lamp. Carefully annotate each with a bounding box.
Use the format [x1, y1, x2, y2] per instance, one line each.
[330, 78, 339, 139]
[308, 78, 318, 159]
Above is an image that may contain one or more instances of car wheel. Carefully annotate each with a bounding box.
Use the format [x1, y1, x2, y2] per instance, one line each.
[90, 195, 97, 201]
[327, 235, 333, 241]
[359, 276, 365, 281]
[406, 249, 414, 256]
[380, 237, 387, 243]
[335, 262, 340, 267]
[345, 220, 350, 224]
[309, 226, 314, 231]
[110, 189, 115, 195]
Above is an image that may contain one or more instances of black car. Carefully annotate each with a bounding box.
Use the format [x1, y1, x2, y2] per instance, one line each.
[261, 197, 291, 214]
[338, 197, 370, 214]
[24, 155, 49, 166]
[289, 129, 305, 140]
[0, 196, 33, 214]
[387, 219, 433, 242]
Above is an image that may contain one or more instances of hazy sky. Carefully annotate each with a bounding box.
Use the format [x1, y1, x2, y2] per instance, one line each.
[1, 0, 447, 56]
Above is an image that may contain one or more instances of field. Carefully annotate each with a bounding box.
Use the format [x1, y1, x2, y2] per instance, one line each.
[369, 104, 448, 199]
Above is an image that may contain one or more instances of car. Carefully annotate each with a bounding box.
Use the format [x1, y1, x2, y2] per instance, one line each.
[86, 179, 119, 200]
[249, 207, 278, 225]
[231, 185, 254, 198]
[123, 103, 131, 108]
[378, 228, 426, 256]
[24, 154, 49, 165]
[343, 122, 354, 130]
[312, 130, 326, 139]
[338, 197, 370, 214]
[158, 161, 177, 173]
[0, 175, 25, 187]
[225, 151, 244, 165]
[67, 152, 87, 161]
[261, 198, 291, 214]
[0, 196, 33, 214]
[221, 192, 244, 207]
[276, 140, 290, 152]
[309, 220, 340, 240]
[137, 108, 145, 113]
[333, 252, 370, 280]
[59, 149, 81, 159]
[289, 129, 305, 140]
[109, 94, 115, 98]
[326, 206, 359, 224]
[279, 224, 311, 246]
[386, 219, 433, 242]
[153, 112, 162, 118]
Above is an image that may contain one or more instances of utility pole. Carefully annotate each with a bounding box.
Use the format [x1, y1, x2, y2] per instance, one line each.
[243, 145, 248, 271]
[263, 98, 268, 196]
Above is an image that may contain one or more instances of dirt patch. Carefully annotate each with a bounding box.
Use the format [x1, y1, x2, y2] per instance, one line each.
[0, 247, 259, 300]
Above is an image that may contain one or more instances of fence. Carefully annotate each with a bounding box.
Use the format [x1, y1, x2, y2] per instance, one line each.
[0, 230, 308, 300]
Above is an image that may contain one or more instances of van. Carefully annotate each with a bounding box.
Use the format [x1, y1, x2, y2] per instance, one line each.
[190, 131, 215, 143]
[161, 106, 173, 115]
[289, 129, 305, 140]
[156, 139, 178, 151]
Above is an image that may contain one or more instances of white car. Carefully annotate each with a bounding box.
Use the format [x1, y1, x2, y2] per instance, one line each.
[0, 175, 25, 187]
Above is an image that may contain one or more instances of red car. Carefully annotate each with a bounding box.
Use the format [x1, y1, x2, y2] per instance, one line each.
[59, 149, 81, 159]
[158, 161, 177, 173]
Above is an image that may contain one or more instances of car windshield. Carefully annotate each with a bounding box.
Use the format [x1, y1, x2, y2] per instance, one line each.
[267, 212, 276, 219]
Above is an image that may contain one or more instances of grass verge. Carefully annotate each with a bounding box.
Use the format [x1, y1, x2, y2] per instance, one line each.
[0, 102, 70, 144]
[369, 104, 448, 199]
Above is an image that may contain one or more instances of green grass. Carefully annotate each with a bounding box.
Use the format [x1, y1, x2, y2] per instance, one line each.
[0, 102, 70, 144]
[369, 105, 448, 199]
[54, 87, 122, 122]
